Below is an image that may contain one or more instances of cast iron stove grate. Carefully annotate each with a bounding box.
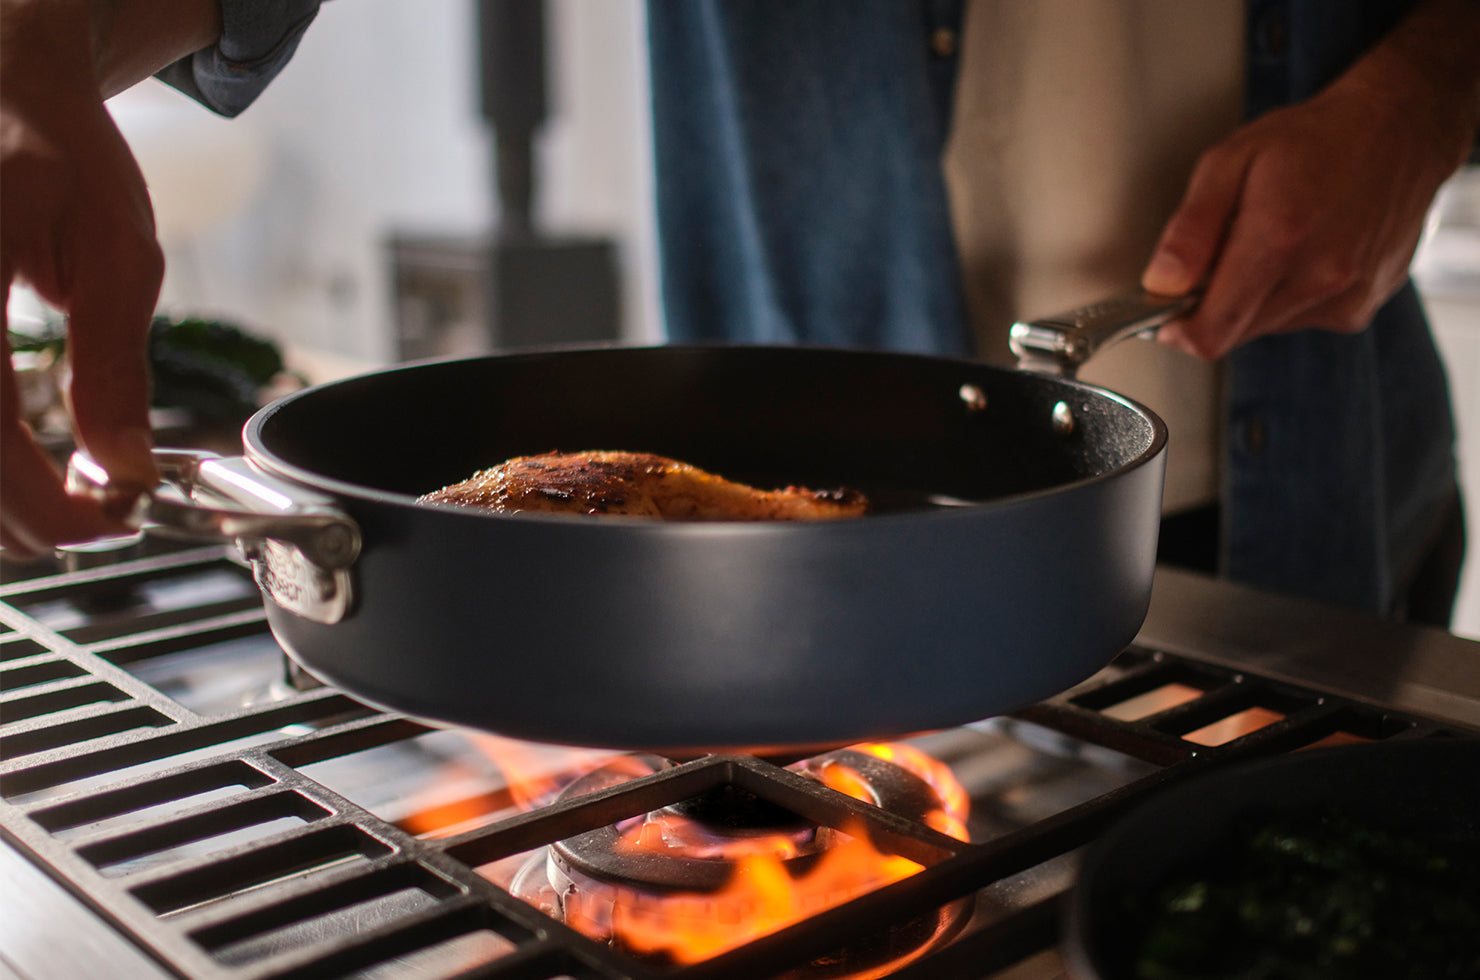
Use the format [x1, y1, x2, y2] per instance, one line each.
[0, 539, 1466, 980]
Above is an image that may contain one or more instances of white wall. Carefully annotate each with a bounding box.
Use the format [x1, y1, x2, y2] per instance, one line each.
[115, 0, 657, 365]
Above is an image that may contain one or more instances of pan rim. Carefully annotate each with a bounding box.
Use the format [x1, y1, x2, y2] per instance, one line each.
[242, 342, 1169, 531]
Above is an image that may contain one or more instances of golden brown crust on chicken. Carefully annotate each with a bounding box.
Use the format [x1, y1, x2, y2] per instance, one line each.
[419, 451, 868, 521]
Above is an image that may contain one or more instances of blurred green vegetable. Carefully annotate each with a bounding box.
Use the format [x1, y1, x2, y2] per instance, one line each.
[1134, 810, 1480, 980]
[7, 314, 299, 427]
[148, 315, 293, 425]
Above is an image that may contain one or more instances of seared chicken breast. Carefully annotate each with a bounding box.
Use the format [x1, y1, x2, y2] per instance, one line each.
[420, 451, 868, 520]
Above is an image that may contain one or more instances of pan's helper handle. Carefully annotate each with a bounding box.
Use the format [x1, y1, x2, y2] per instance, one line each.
[67, 449, 361, 624]
[1009, 289, 1201, 379]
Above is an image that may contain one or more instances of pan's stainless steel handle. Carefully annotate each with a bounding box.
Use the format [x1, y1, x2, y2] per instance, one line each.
[1009, 289, 1200, 379]
[67, 449, 360, 624]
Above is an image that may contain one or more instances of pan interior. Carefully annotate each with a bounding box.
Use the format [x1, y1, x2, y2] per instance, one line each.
[247, 346, 1162, 512]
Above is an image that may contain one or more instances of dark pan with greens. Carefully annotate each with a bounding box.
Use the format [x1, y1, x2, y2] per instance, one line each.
[1064, 739, 1480, 980]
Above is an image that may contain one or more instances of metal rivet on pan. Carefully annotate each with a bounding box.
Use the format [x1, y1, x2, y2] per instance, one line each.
[1051, 401, 1075, 436]
[959, 383, 987, 412]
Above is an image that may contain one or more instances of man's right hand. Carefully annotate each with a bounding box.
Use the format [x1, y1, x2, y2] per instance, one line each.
[1140, 0, 1480, 361]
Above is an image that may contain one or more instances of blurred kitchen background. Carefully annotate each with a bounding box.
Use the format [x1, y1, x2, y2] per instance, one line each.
[11, 0, 1480, 636]
[108, 0, 659, 365]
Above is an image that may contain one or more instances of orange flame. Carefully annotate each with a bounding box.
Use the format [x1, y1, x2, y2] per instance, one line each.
[469, 734, 622, 810]
[567, 820, 924, 965]
[559, 741, 971, 966]
[849, 742, 971, 841]
[398, 736, 621, 838]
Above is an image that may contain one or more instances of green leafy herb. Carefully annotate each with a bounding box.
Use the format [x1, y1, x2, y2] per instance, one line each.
[147, 315, 290, 424]
[1134, 811, 1480, 980]
[9, 314, 295, 426]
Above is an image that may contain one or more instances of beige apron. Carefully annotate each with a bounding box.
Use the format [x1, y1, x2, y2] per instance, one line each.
[944, 0, 1244, 513]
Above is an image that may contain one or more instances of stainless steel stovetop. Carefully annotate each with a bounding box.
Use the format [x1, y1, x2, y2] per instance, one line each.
[2, 537, 1478, 980]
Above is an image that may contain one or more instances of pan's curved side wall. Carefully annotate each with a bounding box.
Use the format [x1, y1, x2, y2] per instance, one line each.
[263, 442, 1165, 751]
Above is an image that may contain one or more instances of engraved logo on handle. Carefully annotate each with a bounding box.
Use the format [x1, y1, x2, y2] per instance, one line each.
[247, 539, 353, 625]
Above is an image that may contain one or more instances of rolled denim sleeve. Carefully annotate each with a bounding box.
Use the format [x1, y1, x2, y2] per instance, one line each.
[155, 0, 322, 117]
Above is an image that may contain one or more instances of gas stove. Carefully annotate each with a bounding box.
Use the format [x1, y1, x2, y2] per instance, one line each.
[2, 537, 1478, 980]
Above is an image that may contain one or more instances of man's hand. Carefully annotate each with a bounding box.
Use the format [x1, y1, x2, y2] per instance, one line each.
[0, 0, 218, 556]
[1143, 0, 1480, 360]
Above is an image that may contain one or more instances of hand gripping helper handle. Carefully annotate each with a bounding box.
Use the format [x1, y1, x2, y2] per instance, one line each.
[67, 449, 361, 623]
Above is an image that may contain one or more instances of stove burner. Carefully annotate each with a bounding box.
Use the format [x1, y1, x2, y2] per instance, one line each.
[511, 748, 973, 973]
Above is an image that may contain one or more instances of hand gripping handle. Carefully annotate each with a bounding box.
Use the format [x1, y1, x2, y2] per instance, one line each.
[67, 449, 361, 623]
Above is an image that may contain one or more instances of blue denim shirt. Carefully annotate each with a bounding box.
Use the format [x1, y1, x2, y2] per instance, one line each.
[156, 0, 321, 117]
[647, 0, 1461, 618]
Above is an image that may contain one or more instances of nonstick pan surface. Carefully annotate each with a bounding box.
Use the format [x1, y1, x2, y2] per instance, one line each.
[241, 344, 1167, 752]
